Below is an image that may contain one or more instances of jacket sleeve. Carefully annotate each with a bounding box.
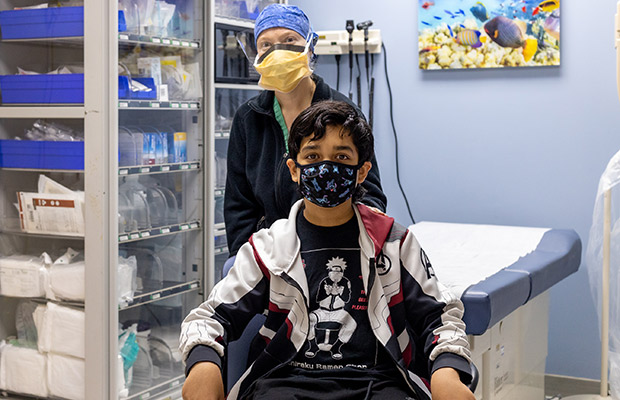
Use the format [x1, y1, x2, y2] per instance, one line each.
[225, 108, 263, 256]
[360, 152, 387, 212]
[399, 230, 472, 382]
[179, 240, 269, 375]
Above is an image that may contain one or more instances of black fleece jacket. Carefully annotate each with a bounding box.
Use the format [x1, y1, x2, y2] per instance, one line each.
[224, 75, 387, 256]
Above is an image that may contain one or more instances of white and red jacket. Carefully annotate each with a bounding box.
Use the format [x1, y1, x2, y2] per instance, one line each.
[180, 200, 472, 399]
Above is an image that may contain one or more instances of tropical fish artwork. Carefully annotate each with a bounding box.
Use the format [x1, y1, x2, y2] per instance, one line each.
[418, 0, 560, 69]
[448, 25, 486, 48]
[484, 16, 538, 61]
[543, 9, 560, 41]
[538, 0, 559, 12]
[470, 2, 489, 23]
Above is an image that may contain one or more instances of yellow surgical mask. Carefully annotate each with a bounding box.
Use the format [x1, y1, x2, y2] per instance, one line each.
[253, 42, 313, 93]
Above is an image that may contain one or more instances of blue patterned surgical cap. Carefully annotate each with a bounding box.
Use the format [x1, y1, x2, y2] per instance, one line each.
[254, 4, 316, 46]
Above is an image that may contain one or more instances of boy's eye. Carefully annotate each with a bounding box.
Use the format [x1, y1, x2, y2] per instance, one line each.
[305, 153, 318, 160]
[336, 154, 351, 161]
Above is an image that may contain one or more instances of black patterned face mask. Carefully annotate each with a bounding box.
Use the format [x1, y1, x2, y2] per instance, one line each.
[294, 160, 360, 207]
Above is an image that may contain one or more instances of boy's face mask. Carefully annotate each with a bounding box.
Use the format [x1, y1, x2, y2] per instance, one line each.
[294, 160, 360, 208]
[253, 40, 312, 93]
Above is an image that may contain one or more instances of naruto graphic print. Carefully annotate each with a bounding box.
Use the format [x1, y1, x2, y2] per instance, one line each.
[293, 212, 381, 371]
[305, 256, 357, 360]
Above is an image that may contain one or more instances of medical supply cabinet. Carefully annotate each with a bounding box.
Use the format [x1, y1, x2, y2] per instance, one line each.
[211, 13, 262, 281]
[0, 1, 272, 399]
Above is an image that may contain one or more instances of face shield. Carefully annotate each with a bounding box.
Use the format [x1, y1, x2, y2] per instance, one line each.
[245, 32, 314, 93]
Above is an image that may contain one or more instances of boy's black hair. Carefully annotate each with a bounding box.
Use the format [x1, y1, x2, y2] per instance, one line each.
[288, 100, 374, 203]
[287, 100, 374, 165]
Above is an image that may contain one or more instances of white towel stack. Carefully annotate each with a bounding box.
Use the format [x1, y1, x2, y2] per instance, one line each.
[0, 343, 48, 397]
[0, 302, 86, 400]
[0, 254, 49, 297]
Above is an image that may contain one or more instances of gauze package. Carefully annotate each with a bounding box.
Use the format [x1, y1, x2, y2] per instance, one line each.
[15, 300, 39, 348]
[48, 261, 85, 301]
[47, 248, 85, 302]
[0, 342, 48, 397]
[48, 353, 85, 400]
[37, 302, 85, 359]
[118, 255, 138, 308]
[0, 253, 51, 297]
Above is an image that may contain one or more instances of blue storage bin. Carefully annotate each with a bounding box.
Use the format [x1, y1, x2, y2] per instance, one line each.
[0, 74, 157, 104]
[118, 76, 157, 100]
[0, 74, 84, 104]
[0, 140, 84, 170]
[0, 7, 126, 40]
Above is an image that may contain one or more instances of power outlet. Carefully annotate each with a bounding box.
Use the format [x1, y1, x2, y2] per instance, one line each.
[314, 29, 382, 55]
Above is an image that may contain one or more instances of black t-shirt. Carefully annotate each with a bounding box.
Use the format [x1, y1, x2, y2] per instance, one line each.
[288, 210, 397, 375]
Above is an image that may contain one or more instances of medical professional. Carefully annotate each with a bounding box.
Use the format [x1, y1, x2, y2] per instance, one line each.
[224, 4, 387, 257]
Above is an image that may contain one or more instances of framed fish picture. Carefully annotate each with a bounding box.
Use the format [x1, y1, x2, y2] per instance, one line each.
[418, 0, 560, 69]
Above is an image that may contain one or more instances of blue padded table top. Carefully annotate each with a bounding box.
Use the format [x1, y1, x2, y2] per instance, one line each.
[409, 222, 582, 335]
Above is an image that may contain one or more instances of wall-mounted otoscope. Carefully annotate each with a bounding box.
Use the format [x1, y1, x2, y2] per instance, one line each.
[346, 19, 355, 101]
[357, 20, 374, 127]
[356, 20, 373, 86]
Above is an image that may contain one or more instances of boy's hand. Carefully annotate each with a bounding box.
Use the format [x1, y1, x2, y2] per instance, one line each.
[430, 367, 475, 400]
[182, 362, 225, 400]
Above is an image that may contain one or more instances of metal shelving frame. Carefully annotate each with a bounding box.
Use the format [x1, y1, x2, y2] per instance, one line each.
[83, 2, 118, 398]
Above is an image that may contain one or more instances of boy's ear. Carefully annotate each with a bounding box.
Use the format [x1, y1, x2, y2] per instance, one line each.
[357, 161, 372, 185]
[286, 159, 300, 183]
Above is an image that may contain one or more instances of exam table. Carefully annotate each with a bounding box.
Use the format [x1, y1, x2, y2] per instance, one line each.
[410, 222, 581, 400]
[224, 222, 582, 400]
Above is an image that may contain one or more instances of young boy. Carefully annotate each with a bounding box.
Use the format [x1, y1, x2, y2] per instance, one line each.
[180, 101, 473, 400]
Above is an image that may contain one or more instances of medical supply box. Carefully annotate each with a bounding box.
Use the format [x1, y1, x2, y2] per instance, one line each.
[0, 140, 84, 170]
[0, 6, 126, 40]
[17, 191, 85, 237]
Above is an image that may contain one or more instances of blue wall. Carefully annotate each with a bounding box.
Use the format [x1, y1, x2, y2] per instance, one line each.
[291, 0, 620, 380]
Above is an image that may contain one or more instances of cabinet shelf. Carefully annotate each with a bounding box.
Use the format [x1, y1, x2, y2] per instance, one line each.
[118, 100, 201, 110]
[4, 34, 201, 51]
[119, 280, 200, 310]
[119, 161, 200, 176]
[214, 83, 262, 91]
[118, 220, 201, 243]
[126, 374, 183, 400]
[0, 297, 84, 310]
[214, 16, 255, 29]
[2, 37, 85, 45]
[0, 167, 84, 173]
[214, 130, 230, 139]
[119, 33, 201, 49]
[0, 106, 85, 119]
[214, 245, 228, 255]
[0, 229, 84, 241]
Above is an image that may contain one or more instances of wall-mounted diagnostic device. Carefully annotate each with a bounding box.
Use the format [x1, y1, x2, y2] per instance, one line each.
[313, 29, 382, 55]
